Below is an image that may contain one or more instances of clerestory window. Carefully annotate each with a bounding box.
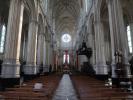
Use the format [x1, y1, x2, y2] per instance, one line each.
[127, 25, 132, 53]
[0, 24, 6, 53]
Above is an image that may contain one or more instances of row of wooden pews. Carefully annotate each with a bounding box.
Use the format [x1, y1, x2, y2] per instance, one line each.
[71, 75, 133, 100]
[0, 74, 61, 100]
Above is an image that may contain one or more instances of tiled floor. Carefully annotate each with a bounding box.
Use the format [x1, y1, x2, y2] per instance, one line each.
[52, 74, 78, 100]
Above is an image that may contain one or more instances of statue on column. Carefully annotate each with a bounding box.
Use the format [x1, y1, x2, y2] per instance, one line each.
[114, 50, 125, 77]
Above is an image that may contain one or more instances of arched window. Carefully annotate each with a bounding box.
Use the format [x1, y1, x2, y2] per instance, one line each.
[85, 0, 92, 13]
[63, 54, 66, 64]
[67, 54, 69, 64]
[85, 0, 88, 12]
[0, 24, 6, 53]
[63, 54, 70, 64]
[45, 0, 48, 13]
[127, 25, 132, 53]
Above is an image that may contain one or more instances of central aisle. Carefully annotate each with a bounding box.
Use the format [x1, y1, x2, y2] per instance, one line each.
[52, 74, 78, 100]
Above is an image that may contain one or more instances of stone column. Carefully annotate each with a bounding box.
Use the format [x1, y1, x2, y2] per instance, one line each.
[48, 42, 53, 71]
[94, 8, 108, 76]
[55, 53, 59, 71]
[23, 18, 38, 75]
[37, 34, 44, 73]
[88, 33, 95, 65]
[130, 22, 133, 52]
[43, 40, 50, 73]
[107, 0, 130, 79]
[76, 51, 79, 70]
[1, 0, 24, 79]
[42, 37, 46, 73]
[0, 23, 3, 44]
[46, 40, 49, 65]
[49, 46, 53, 70]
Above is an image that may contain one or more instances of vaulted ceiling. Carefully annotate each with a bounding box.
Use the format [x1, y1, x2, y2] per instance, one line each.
[50, 0, 82, 50]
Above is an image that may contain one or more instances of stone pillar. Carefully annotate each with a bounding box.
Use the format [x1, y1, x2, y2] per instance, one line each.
[48, 42, 53, 71]
[43, 40, 49, 73]
[50, 46, 54, 71]
[23, 19, 38, 75]
[130, 22, 133, 52]
[0, 23, 3, 45]
[45, 41, 49, 65]
[107, 0, 130, 79]
[42, 37, 47, 73]
[1, 0, 24, 79]
[37, 34, 44, 73]
[56, 53, 58, 68]
[88, 33, 95, 65]
[94, 8, 108, 76]
[76, 51, 79, 70]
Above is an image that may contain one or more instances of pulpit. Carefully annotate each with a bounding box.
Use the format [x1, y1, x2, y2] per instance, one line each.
[78, 41, 95, 76]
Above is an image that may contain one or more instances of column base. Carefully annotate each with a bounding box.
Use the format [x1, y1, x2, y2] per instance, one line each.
[36, 65, 40, 74]
[95, 64, 108, 75]
[23, 64, 37, 75]
[43, 65, 49, 74]
[38, 65, 43, 74]
[0, 78, 20, 91]
[111, 63, 117, 78]
[1, 63, 20, 78]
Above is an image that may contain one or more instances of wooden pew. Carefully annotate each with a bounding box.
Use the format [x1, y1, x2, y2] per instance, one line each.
[71, 75, 133, 100]
[0, 74, 61, 100]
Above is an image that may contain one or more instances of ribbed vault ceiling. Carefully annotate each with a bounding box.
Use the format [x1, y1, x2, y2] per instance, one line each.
[51, 0, 81, 50]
